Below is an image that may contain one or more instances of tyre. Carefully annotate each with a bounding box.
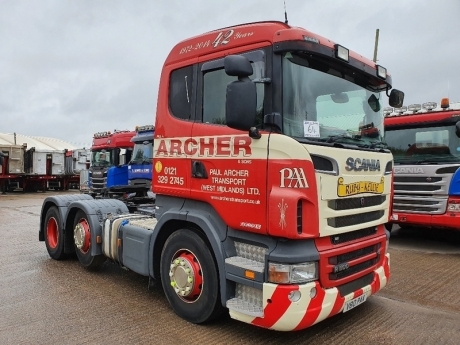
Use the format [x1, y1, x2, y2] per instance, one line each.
[72, 210, 106, 268]
[160, 229, 224, 324]
[44, 206, 67, 260]
[384, 222, 393, 232]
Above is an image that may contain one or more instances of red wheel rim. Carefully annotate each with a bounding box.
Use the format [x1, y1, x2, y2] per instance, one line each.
[46, 217, 59, 249]
[169, 250, 203, 302]
[74, 218, 91, 254]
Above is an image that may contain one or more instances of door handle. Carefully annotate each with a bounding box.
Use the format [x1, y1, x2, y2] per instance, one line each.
[192, 161, 208, 179]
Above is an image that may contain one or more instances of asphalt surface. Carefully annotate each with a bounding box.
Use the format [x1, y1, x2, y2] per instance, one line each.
[1, 191, 460, 345]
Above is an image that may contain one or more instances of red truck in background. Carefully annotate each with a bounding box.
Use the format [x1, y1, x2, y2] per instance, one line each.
[384, 98, 460, 231]
[39, 21, 404, 331]
[88, 130, 135, 196]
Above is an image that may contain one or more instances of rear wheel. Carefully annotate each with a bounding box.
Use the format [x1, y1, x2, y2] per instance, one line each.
[160, 229, 224, 324]
[73, 210, 106, 268]
[44, 206, 67, 260]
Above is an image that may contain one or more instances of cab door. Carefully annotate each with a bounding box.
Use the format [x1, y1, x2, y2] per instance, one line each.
[190, 49, 270, 234]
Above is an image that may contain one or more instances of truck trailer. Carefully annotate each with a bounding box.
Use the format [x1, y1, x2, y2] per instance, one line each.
[39, 21, 404, 331]
[384, 98, 460, 231]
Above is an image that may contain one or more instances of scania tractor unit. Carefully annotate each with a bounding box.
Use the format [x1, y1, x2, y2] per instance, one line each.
[384, 98, 460, 231]
[39, 21, 404, 331]
[127, 125, 154, 191]
[88, 130, 135, 196]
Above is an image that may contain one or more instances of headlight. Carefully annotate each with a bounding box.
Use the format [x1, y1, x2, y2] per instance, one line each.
[268, 262, 318, 284]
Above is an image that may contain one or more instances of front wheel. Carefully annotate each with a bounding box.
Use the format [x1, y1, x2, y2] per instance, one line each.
[73, 210, 106, 268]
[160, 229, 224, 324]
[44, 206, 67, 260]
[384, 222, 393, 232]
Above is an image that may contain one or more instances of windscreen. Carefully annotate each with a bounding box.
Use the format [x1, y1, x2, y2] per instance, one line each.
[91, 149, 113, 167]
[282, 52, 386, 149]
[130, 142, 153, 164]
[385, 124, 460, 164]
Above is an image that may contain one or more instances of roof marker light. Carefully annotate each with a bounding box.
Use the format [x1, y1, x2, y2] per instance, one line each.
[376, 65, 387, 79]
[441, 98, 450, 109]
[408, 104, 421, 113]
[334, 44, 349, 62]
[383, 107, 393, 116]
[393, 106, 407, 114]
[422, 102, 437, 111]
[136, 125, 155, 132]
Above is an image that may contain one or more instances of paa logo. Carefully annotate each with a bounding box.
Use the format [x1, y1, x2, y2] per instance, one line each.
[279, 168, 309, 188]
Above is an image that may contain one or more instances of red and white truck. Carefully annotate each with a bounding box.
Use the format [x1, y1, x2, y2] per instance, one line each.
[384, 98, 460, 231]
[39, 21, 403, 331]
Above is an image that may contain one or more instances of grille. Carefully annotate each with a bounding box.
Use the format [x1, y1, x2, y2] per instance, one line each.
[394, 184, 441, 192]
[392, 196, 447, 214]
[394, 176, 442, 183]
[392, 167, 453, 213]
[330, 227, 377, 245]
[91, 177, 107, 189]
[328, 195, 385, 211]
[327, 211, 384, 228]
[330, 245, 378, 264]
[329, 257, 379, 280]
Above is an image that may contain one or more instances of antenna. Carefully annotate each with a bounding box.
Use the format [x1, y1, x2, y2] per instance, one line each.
[373, 29, 379, 63]
[284, 0, 288, 24]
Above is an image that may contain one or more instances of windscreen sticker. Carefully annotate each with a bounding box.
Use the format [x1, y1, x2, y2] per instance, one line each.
[303, 121, 320, 138]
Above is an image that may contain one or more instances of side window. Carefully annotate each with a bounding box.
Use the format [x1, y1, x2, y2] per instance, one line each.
[202, 60, 265, 125]
[203, 69, 236, 124]
[169, 66, 193, 120]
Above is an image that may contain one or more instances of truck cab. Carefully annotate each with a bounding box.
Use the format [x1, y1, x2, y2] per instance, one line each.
[384, 99, 460, 230]
[89, 130, 134, 197]
[39, 21, 404, 331]
[127, 125, 154, 191]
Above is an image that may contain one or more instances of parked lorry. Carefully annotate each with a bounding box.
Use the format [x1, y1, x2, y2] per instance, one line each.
[65, 149, 90, 189]
[384, 98, 460, 231]
[88, 130, 135, 196]
[0, 143, 26, 192]
[127, 125, 154, 191]
[39, 21, 404, 331]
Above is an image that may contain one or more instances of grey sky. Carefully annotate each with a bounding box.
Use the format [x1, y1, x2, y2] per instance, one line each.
[1, 0, 459, 147]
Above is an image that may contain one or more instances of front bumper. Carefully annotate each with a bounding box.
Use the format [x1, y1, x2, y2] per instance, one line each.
[229, 254, 390, 331]
[391, 212, 460, 230]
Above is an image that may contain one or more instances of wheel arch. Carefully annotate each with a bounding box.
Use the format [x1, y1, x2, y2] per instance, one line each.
[39, 194, 93, 242]
[150, 207, 228, 307]
[64, 199, 130, 256]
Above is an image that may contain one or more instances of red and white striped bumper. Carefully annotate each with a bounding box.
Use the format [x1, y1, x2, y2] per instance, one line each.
[229, 254, 390, 331]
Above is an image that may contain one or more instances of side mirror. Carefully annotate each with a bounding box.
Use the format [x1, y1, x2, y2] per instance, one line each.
[224, 55, 253, 77]
[224, 55, 257, 131]
[389, 89, 404, 108]
[226, 81, 257, 131]
[456, 121, 460, 138]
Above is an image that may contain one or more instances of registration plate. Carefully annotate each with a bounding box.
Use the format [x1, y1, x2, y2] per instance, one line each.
[343, 294, 367, 313]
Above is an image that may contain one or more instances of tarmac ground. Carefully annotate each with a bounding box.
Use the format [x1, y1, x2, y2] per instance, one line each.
[1, 191, 459, 345]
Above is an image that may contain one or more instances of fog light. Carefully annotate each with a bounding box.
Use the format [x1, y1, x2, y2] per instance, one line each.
[309, 287, 317, 299]
[288, 290, 301, 302]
